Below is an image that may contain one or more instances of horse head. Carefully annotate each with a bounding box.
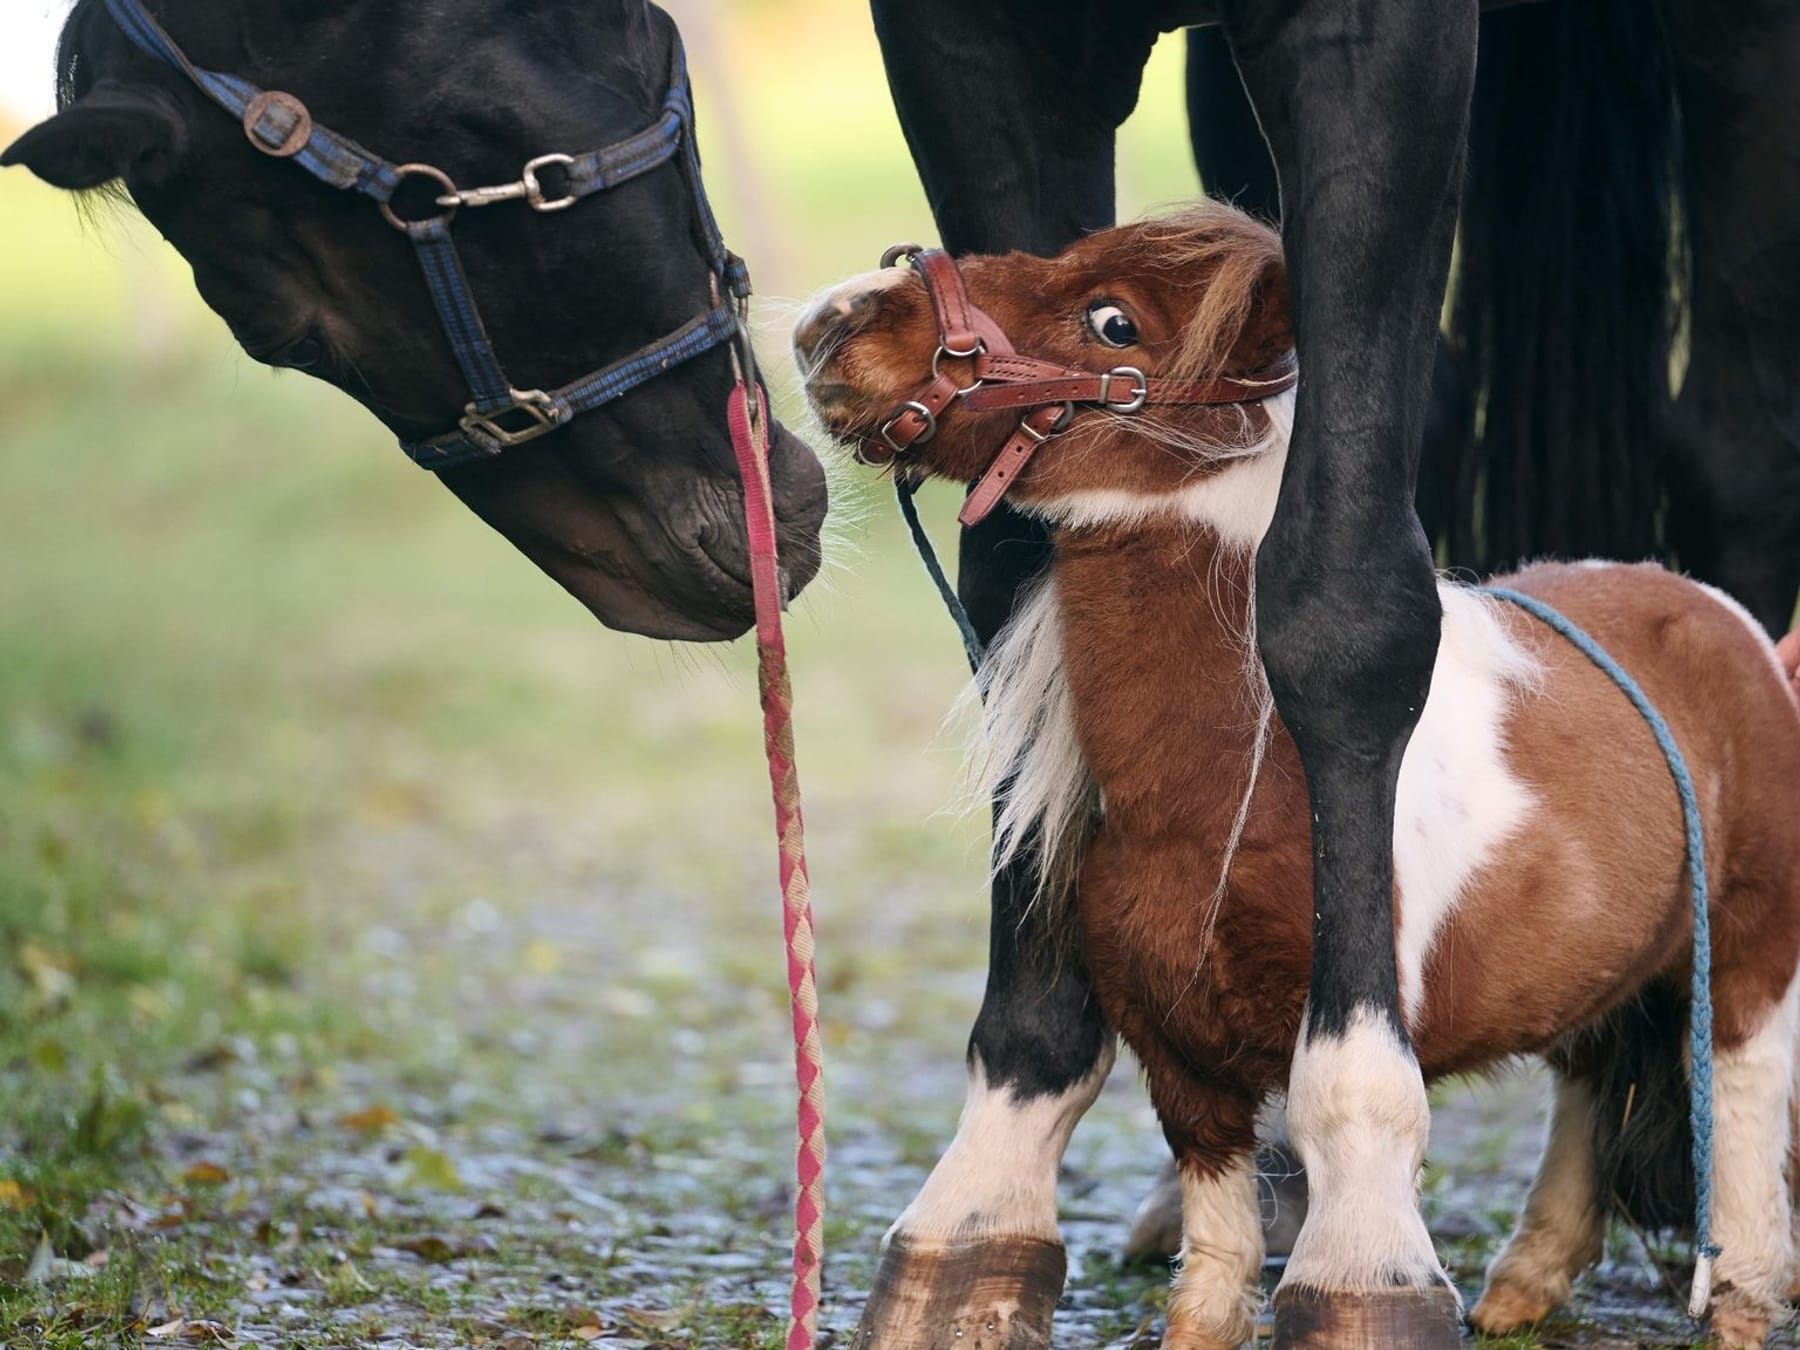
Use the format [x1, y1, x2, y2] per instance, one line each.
[795, 204, 1294, 518]
[3, 0, 827, 641]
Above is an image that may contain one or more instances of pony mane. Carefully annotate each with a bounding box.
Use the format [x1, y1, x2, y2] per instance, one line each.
[1135, 202, 1286, 384]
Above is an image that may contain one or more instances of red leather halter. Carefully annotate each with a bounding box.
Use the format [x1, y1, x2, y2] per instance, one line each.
[872, 244, 1300, 527]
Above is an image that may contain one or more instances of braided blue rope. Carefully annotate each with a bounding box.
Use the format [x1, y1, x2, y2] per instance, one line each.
[1481, 586, 1718, 1316]
[895, 477, 984, 674]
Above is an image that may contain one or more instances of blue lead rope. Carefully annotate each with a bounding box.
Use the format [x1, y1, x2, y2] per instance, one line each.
[1481, 586, 1718, 1316]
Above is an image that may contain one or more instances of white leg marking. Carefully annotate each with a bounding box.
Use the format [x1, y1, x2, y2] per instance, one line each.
[887, 1043, 1115, 1246]
[1392, 584, 1541, 1026]
[1709, 970, 1800, 1338]
[1167, 1154, 1263, 1349]
[1475, 1074, 1604, 1325]
[1280, 1007, 1451, 1296]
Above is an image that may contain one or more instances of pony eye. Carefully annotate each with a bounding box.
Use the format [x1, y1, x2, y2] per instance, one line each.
[1087, 302, 1138, 349]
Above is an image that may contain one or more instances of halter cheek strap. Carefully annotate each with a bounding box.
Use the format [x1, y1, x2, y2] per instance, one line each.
[871, 244, 1299, 526]
[101, 0, 748, 471]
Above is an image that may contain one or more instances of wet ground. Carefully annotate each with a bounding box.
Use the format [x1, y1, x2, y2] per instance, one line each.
[13, 803, 1774, 1349]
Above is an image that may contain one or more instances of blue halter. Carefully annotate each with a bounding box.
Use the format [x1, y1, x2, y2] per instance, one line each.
[101, 0, 750, 471]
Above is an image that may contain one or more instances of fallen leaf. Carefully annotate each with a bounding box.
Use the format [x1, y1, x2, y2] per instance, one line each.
[338, 1103, 400, 1132]
[146, 1319, 186, 1339]
[571, 1330, 602, 1343]
[84, 1249, 109, 1268]
[0, 1179, 35, 1210]
[181, 1162, 231, 1186]
[393, 1232, 494, 1263]
[400, 1146, 462, 1192]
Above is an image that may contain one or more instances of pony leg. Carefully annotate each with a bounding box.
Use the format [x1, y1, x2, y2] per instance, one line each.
[1469, 1073, 1605, 1333]
[1164, 1152, 1264, 1350]
[1218, 0, 1477, 1342]
[1706, 975, 1800, 1349]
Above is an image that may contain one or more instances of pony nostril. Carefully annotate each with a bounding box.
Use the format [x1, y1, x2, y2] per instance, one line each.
[795, 282, 889, 368]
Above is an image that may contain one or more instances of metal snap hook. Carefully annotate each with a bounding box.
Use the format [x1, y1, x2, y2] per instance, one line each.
[880, 241, 925, 269]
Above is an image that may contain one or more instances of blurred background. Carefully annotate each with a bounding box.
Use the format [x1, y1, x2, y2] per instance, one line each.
[0, 3, 1228, 1345]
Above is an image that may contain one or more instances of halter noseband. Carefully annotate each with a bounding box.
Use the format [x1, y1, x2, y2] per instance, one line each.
[101, 0, 751, 471]
[872, 244, 1300, 527]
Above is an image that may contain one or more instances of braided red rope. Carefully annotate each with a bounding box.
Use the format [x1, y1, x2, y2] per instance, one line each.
[728, 379, 827, 1349]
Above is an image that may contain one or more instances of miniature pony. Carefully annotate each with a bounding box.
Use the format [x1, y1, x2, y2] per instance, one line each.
[797, 203, 1800, 1349]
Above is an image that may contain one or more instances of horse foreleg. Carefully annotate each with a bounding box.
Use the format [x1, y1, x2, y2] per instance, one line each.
[857, 4, 1159, 1345]
[1470, 1072, 1606, 1334]
[1218, 1, 1477, 1344]
[854, 851, 1115, 1348]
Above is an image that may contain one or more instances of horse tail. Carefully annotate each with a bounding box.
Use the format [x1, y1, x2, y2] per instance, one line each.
[1441, 0, 1687, 572]
[1584, 982, 1695, 1234]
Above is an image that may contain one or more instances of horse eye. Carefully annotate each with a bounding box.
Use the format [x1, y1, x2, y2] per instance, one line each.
[1087, 302, 1138, 349]
[270, 336, 324, 370]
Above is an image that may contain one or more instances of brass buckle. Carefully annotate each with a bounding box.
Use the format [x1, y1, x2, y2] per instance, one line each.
[459, 390, 562, 449]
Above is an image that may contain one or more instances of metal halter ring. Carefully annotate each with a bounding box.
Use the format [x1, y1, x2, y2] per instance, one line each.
[931, 342, 987, 395]
[880, 241, 925, 269]
[381, 163, 460, 231]
[880, 400, 938, 453]
[1097, 366, 1149, 413]
[1021, 403, 1078, 443]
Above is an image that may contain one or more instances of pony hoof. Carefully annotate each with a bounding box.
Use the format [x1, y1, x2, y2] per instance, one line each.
[1270, 1285, 1461, 1350]
[851, 1234, 1065, 1349]
[1468, 1279, 1554, 1334]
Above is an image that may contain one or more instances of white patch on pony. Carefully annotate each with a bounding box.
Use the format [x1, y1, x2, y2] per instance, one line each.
[961, 572, 1097, 899]
[1392, 584, 1542, 1026]
[885, 1043, 1115, 1246]
[1280, 1006, 1452, 1295]
[1475, 1074, 1604, 1324]
[1031, 389, 1295, 547]
[1692, 578, 1795, 701]
[1168, 1154, 1264, 1347]
[1707, 966, 1800, 1330]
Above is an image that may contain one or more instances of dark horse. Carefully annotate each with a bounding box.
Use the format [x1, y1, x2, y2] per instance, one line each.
[3, 0, 829, 643]
[852, 0, 1800, 1347]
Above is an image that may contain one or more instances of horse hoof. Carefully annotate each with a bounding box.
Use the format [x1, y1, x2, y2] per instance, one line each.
[851, 1234, 1065, 1349]
[1270, 1285, 1461, 1349]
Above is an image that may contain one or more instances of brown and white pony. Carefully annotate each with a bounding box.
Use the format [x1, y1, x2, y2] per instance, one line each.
[796, 204, 1800, 1349]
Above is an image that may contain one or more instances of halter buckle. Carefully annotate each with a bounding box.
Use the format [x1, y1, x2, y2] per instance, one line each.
[879, 400, 938, 453]
[523, 154, 578, 212]
[459, 389, 563, 449]
[1098, 366, 1148, 413]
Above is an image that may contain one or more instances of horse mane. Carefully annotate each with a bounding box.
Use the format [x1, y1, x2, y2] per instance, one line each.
[1134, 201, 1287, 384]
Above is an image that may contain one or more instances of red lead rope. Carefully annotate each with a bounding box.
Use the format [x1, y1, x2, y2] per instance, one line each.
[727, 378, 827, 1349]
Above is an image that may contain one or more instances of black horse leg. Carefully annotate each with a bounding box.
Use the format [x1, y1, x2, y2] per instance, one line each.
[1185, 26, 1281, 220]
[1660, 0, 1800, 635]
[859, 4, 1158, 1347]
[1219, 1, 1477, 1345]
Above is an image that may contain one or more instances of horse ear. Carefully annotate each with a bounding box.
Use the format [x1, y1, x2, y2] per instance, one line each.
[1, 83, 187, 191]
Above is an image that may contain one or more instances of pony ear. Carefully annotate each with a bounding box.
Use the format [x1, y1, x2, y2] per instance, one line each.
[1, 83, 187, 191]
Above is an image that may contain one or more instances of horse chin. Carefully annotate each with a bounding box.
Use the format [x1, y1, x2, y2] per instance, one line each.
[437, 415, 827, 644]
